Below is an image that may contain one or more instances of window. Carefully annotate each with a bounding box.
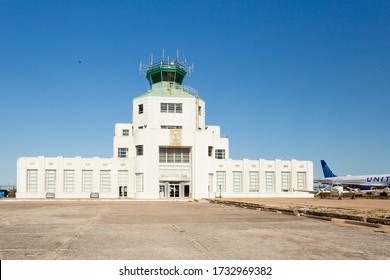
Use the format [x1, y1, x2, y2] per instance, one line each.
[216, 171, 226, 192]
[136, 173, 144, 192]
[159, 148, 190, 163]
[176, 103, 182, 113]
[168, 103, 175, 113]
[27, 169, 38, 192]
[208, 173, 213, 193]
[161, 125, 182, 129]
[138, 104, 143, 114]
[281, 172, 291, 192]
[215, 149, 225, 159]
[118, 148, 128, 158]
[160, 103, 183, 113]
[233, 171, 242, 192]
[136, 145, 143, 156]
[265, 172, 275, 192]
[64, 170, 75, 192]
[297, 172, 307, 190]
[118, 170, 128, 185]
[208, 146, 213, 157]
[151, 72, 162, 83]
[100, 170, 111, 192]
[45, 169, 56, 192]
[118, 170, 129, 197]
[198, 106, 201, 116]
[122, 129, 129, 136]
[162, 71, 176, 82]
[82, 170, 93, 192]
[249, 171, 259, 192]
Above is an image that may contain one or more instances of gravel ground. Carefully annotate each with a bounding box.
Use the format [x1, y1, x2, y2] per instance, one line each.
[215, 197, 390, 218]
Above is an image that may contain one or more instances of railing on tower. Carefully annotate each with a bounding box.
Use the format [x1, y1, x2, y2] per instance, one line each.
[139, 52, 197, 96]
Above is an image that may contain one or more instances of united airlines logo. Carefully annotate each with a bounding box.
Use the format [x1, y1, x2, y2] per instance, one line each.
[367, 176, 390, 182]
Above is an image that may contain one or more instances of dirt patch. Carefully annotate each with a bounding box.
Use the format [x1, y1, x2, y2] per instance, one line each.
[212, 197, 390, 219]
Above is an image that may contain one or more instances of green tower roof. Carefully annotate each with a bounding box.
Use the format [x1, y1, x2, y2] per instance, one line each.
[145, 60, 187, 86]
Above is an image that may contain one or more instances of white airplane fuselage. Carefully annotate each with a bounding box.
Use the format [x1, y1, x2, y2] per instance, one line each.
[319, 174, 390, 187]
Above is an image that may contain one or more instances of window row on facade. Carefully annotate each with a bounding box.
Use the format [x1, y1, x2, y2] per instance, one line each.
[213, 171, 307, 192]
[117, 146, 143, 158]
[119, 146, 303, 176]
[159, 148, 190, 163]
[26, 169, 145, 193]
[137, 102, 184, 115]
[161, 103, 182, 113]
[117, 146, 191, 160]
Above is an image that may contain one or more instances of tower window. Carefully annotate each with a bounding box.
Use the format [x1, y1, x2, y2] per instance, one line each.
[118, 148, 128, 158]
[136, 145, 143, 156]
[208, 146, 213, 157]
[215, 149, 225, 159]
[138, 104, 144, 114]
[159, 148, 190, 163]
[122, 129, 129, 136]
[161, 103, 182, 113]
[168, 103, 175, 113]
[176, 103, 182, 113]
[161, 125, 182, 129]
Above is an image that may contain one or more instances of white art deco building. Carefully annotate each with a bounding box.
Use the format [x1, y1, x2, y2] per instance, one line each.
[17, 57, 313, 199]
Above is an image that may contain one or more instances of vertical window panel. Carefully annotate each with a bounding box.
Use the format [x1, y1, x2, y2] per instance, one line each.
[265, 172, 275, 192]
[64, 169, 75, 192]
[233, 171, 242, 192]
[136, 173, 144, 192]
[216, 171, 226, 192]
[82, 170, 93, 192]
[297, 172, 307, 190]
[249, 171, 259, 192]
[281, 172, 291, 192]
[27, 169, 38, 192]
[100, 170, 111, 192]
[45, 169, 56, 192]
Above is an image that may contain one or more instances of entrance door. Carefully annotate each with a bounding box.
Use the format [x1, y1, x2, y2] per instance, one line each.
[169, 183, 180, 197]
[184, 184, 190, 197]
[119, 186, 127, 197]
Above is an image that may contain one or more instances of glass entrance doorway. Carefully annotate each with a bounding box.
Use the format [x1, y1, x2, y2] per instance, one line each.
[160, 181, 191, 198]
[119, 186, 127, 197]
[169, 183, 180, 197]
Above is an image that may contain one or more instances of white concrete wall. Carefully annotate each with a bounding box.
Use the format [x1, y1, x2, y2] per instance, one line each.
[211, 159, 313, 198]
[133, 95, 205, 131]
[17, 157, 131, 199]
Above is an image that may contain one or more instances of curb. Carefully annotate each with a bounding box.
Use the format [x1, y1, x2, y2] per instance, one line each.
[208, 199, 389, 227]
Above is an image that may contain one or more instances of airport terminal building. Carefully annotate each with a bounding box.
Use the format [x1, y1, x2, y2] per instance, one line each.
[16, 58, 313, 199]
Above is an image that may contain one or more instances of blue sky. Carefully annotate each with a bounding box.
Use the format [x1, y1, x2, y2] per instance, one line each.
[1, 0, 390, 185]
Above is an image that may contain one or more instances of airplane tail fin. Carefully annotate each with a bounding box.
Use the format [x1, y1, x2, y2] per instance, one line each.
[321, 160, 336, 178]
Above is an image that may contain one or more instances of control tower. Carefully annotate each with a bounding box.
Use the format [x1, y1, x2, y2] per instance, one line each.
[140, 54, 197, 96]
